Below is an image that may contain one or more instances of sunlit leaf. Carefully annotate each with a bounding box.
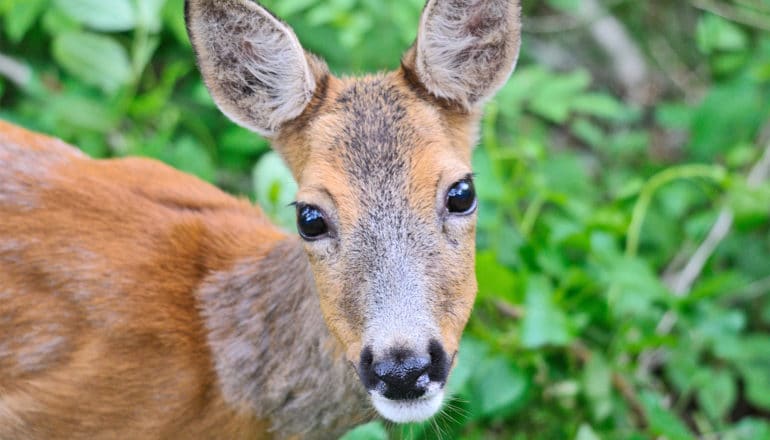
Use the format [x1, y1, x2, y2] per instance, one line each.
[52, 31, 132, 93]
[521, 275, 570, 348]
[53, 0, 136, 31]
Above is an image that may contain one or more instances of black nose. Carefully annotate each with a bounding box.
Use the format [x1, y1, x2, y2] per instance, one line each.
[358, 339, 450, 400]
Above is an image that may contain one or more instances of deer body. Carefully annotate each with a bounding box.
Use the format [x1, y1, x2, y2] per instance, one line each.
[0, 120, 367, 438]
[0, 0, 521, 437]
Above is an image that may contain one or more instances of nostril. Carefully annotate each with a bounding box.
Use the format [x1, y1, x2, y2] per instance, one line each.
[357, 346, 378, 390]
[427, 339, 450, 383]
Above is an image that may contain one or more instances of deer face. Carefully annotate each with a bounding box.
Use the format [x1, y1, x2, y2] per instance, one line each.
[186, 0, 520, 423]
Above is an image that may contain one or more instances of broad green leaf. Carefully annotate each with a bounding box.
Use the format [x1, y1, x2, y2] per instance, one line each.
[53, 0, 136, 31]
[696, 13, 748, 54]
[713, 335, 770, 410]
[47, 93, 118, 133]
[476, 251, 518, 301]
[161, 137, 216, 182]
[339, 421, 388, 440]
[52, 31, 132, 93]
[697, 368, 736, 421]
[656, 102, 695, 129]
[447, 337, 489, 396]
[689, 81, 770, 161]
[571, 118, 605, 149]
[252, 151, 298, 231]
[471, 356, 528, 417]
[134, 0, 166, 32]
[571, 93, 635, 122]
[162, 0, 189, 45]
[528, 69, 591, 123]
[221, 126, 269, 155]
[3, 0, 48, 42]
[603, 256, 667, 318]
[521, 275, 570, 348]
[546, 0, 580, 12]
[742, 366, 770, 411]
[582, 353, 612, 421]
[274, 0, 318, 16]
[640, 391, 696, 440]
[724, 418, 770, 440]
[575, 424, 601, 440]
[41, 5, 81, 35]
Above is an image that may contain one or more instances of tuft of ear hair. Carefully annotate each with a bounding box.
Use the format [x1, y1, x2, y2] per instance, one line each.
[185, 0, 324, 137]
[407, 0, 521, 110]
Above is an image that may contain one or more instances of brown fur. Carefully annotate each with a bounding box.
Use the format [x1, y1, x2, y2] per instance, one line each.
[0, 0, 520, 436]
[0, 120, 367, 438]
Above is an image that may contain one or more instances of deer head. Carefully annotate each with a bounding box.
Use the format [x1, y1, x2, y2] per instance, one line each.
[186, 0, 520, 423]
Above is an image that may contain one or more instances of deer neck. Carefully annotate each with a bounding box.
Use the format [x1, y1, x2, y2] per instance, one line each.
[197, 235, 371, 438]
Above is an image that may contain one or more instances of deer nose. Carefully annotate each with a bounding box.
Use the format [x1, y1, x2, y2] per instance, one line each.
[358, 340, 450, 400]
[374, 351, 430, 400]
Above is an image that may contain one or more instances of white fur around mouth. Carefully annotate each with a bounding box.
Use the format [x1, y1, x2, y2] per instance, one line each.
[370, 389, 444, 423]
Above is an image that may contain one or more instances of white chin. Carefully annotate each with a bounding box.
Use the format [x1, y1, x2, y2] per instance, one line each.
[370, 390, 444, 423]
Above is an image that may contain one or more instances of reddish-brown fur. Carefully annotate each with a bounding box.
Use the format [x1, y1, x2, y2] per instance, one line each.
[0, 119, 284, 438]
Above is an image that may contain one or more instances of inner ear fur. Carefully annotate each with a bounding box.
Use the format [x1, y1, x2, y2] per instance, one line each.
[185, 0, 327, 137]
[404, 0, 521, 110]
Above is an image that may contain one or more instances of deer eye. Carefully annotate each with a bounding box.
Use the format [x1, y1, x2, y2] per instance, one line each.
[446, 178, 477, 215]
[296, 204, 329, 240]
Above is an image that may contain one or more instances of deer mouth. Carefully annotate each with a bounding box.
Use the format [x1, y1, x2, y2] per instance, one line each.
[369, 385, 445, 423]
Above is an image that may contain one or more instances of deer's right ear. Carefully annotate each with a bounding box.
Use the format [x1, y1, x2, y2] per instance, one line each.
[185, 0, 321, 137]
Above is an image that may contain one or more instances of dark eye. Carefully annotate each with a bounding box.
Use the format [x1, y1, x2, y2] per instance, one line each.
[296, 204, 329, 240]
[446, 178, 477, 214]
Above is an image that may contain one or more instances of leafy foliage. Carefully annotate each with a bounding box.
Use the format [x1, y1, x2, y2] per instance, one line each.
[1, 0, 769, 438]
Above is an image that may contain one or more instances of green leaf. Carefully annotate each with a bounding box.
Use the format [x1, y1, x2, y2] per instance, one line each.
[696, 368, 736, 421]
[604, 257, 667, 318]
[161, 137, 216, 182]
[582, 353, 613, 421]
[575, 424, 601, 440]
[689, 80, 770, 161]
[339, 421, 388, 440]
[521, 275, 570, 348]
[252, 151, 298, 231]
[134, 0, 166, 32]
[656, 102, 695, 129]
[724, 418, 770, 440]
[53, 0, 136, 31]
[571, 93, 635, 122]
[529, 69, 591, 123]
[714, 335, 770, 411]
[447, 337, 489, 396]
[471, 356, 528, 417]
[571, 118, 605, 149]
[52, 31, 132, 93]
[3, 0, 48, 42]
[696, 13, 748, 54]
[162, 0, 189, 45]
[546, 0, 580, 12]
[476, 251, 518, 301]
[640, 391, 696, 440]
[47, 92, 118, 133]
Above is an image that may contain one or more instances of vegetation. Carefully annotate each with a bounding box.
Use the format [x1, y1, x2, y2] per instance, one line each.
[1, 0, 769, 438]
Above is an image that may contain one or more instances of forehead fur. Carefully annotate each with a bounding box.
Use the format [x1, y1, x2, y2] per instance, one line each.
[295, 72, 474, 187]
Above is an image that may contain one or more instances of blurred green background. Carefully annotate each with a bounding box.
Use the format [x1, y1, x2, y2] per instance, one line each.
[2, 0, 770, 438]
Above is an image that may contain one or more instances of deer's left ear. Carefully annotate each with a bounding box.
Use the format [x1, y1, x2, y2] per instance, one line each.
[404, 0, 521, 110]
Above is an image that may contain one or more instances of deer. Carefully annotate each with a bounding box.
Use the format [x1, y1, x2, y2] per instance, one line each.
[0, 0, 521, 438]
